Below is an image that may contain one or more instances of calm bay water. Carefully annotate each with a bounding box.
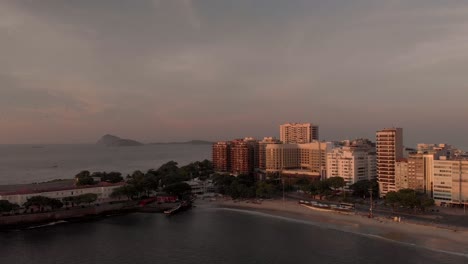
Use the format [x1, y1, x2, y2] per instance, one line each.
[1, 144, 467, 264]
[0, 204, 466, 264]
[0, 144, 211, 185]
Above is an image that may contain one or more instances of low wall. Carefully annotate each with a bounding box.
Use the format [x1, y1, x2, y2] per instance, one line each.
[0, 202, 136, 228]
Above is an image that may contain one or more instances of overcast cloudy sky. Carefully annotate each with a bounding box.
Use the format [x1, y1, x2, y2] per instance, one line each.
[1, 0, 468, 147]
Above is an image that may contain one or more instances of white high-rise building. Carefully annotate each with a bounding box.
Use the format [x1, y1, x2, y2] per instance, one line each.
[327, 143, 377, 187]
[376, 128, 403, 197]
[432, 159, 468, 206]
[280, 123, 319, 143]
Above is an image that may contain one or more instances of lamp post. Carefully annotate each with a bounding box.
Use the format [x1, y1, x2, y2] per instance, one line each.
[282, 177, 285, 206]
[369, 187, 373, 218]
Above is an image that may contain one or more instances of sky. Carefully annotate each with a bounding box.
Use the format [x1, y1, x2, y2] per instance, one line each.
[1, 0, 468, 147]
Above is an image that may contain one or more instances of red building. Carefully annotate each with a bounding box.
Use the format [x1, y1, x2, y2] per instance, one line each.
[212, 141, 231, 172]
[212, 138, 258, 175]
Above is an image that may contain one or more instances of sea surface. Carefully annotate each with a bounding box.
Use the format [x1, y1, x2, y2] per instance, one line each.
[0, 203, 466, 264]
[0, 144, 211, 185]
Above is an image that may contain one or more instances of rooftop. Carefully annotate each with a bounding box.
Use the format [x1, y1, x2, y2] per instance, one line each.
[0, 180, 125, 196]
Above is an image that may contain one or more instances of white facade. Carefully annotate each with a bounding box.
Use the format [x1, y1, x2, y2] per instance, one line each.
[327, 147, 377, 187]
[432, 159, 468, 206]
[0, 183, 125, 206]
[280, 123, 319, 143]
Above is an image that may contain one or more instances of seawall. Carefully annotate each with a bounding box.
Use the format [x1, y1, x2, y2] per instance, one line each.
[0, 202, 137, 229]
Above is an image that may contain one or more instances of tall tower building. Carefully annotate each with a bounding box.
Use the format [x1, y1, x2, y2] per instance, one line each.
[327, 139, 377, 187]
[258, 137, 281, 170]
[280, 123, 319, 143]
[230, 139, 256, 175]
[212, 141, 231, 172]
[376, 128, 403, 197]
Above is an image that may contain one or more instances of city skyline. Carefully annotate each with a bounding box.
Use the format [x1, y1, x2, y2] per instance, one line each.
[2, 1, 468, 147]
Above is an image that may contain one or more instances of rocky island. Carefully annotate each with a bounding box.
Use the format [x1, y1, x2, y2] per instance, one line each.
[97, 134, 144, 147]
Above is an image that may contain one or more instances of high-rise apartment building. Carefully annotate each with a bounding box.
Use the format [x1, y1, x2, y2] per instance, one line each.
[327, 140, 377, 187]
[280, 123, 319, 143]
[212, 138, 258, 175]
[265, 142, 332, 177]
[432, 159, 468, 206]
[258, 137, 281, 170]
[395, 159, 409, 190]
[212, 141, 231, 172]
[376, 128, 403, 197]
[230, 139, 254, 175]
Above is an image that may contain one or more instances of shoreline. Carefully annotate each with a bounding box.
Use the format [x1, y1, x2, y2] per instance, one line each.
[209, 198, 468, 257]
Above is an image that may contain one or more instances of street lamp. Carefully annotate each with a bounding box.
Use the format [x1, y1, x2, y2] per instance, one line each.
[369, 187, 373, 218]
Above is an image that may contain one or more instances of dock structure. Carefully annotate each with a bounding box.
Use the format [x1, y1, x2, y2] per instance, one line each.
[164, 200, 193, 216]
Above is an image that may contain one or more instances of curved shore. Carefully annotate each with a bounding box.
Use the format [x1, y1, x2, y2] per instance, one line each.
[209, 198, 468, 257]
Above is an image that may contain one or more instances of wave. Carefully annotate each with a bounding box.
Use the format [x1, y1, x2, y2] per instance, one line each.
[26, 220, 68, 229]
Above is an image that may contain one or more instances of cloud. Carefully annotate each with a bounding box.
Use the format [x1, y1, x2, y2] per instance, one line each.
[152, 0, 201, 30]
[1, 1, 468, 145]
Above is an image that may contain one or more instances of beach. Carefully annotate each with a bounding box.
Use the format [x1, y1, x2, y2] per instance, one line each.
[211, 198, 468, 257]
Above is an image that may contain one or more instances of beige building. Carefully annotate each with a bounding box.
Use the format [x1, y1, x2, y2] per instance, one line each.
[280, 123, 319, 143]
[376, 128, 404, 197]
[432, 159, 468, 206]
[395, 159, 409, 190]
[265, 142, 331, 177]
[258, 137, 281, 170]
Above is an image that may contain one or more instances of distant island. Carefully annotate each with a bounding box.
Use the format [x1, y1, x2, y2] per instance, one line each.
[97, 134, 144, 147]
[96, 135, 212, 147]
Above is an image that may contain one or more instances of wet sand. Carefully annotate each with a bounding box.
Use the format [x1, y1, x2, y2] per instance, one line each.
[210, 198, 468, 257]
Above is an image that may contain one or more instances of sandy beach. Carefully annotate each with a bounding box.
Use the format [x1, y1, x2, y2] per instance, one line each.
[209, 198, 468, 257]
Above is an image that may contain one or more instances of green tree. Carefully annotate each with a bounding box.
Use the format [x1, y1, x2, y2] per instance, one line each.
[212, 174, 236, 194]
[398, 189, 418, 209]
[295, 177, 311, 192]
[350, 180, 371, 197]
[163, 182, 192, 198]
[0, 200, 19, 213]
[327, 177, 346, 190]
[385, 191, 400, 212]
[111, 185, 139, 200]
[101, 172, 124, 183]
[75, 170, 95, 186]
[24, 196, 63, 211]
[78, 193, 98, 205]
[418, 195, 435, 212]
[256, 182, 275, 198]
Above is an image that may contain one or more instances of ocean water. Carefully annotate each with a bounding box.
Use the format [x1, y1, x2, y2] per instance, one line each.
[0, 144, 211, 185]
[0, 203, 466, 264]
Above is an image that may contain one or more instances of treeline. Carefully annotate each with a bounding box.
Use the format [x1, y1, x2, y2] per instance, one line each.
[110, 160, 214, 200]
[75, 171, 125, 185]
[212, 174, 280, 199]
[385, 189, 434, 212]
[292, 176, 378, 200]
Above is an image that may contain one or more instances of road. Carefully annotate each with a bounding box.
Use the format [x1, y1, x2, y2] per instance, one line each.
[285, 192, 468, 229]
